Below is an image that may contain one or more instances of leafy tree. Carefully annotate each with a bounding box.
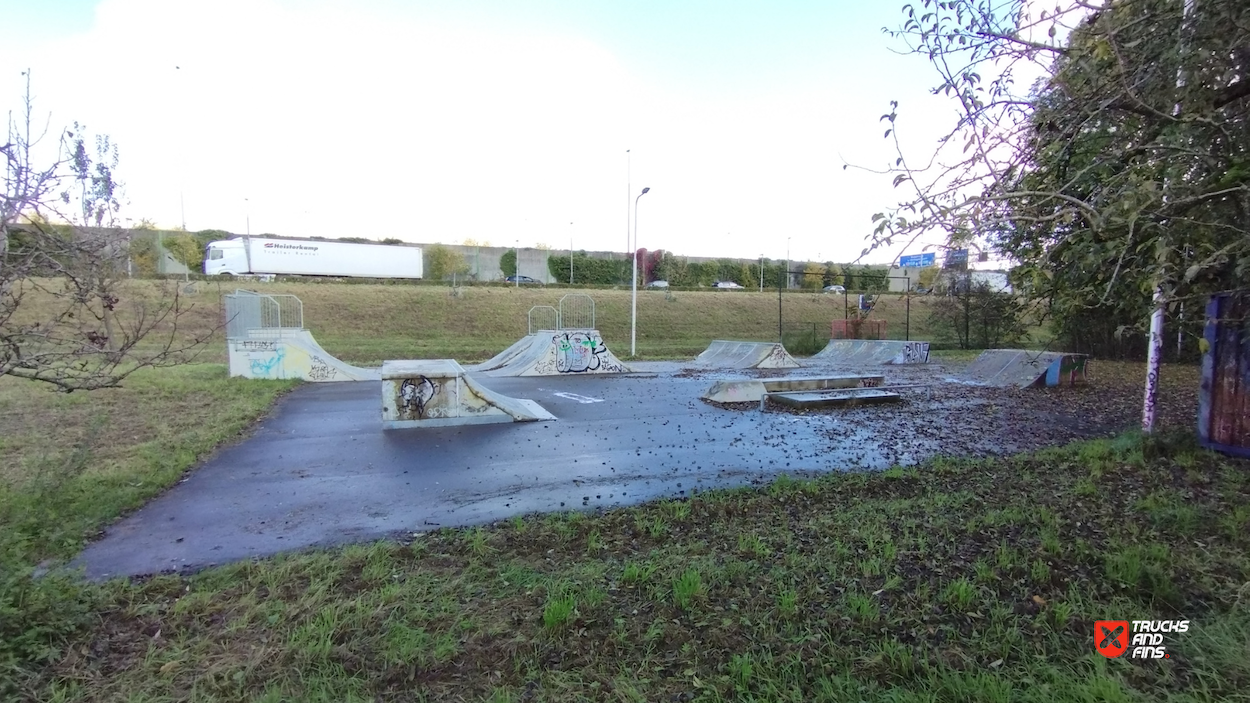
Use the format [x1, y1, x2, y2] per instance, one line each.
[499, 249, 517, 277]
[929, 280, 1030, 349]
[338, 236, 371, 244]
[1, 72, 206, 390]
[917, 265, 941, 290]
[867, 0, 1249, 427]
[801, 262, 824, 289]
[424, 244, 469, 280]
[163, 233, 204, 270]
[379, 238, 404, 245]
[127, 236, 159, 275]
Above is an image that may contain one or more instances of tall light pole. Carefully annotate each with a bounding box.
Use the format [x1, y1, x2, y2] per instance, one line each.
[785, 237, 791, 290]
[630, 187, 650, 356]
[245, 198, 250, 236]
[625, 150, 631, 262]
[569, 221, 574, 285]
[514, 240, 520, 287]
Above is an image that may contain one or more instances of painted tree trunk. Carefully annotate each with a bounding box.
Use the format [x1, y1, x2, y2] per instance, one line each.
[1142, 286, 1166, 432]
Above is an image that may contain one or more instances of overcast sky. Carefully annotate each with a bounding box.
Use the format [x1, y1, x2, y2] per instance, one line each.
[2, 0, 964, 264]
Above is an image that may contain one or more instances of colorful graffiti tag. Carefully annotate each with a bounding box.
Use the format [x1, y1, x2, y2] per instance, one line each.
[249, 349, 285, 377]
[553, 331, 626, 373]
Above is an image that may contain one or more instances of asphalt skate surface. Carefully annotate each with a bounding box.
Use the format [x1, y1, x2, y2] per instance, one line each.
[75, 362, 1114, 579]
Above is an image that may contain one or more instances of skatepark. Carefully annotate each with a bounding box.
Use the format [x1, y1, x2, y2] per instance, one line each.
[77, 291, 1102, 578]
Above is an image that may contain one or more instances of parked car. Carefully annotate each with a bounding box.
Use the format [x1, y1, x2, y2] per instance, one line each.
[823, 285, 846, 294]
[505, 275, 541, 284]
[713, 281, 744, 289]
[647, 280, 670, 288]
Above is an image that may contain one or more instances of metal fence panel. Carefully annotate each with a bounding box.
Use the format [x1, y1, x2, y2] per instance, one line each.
[558, 294, 595, 330]
[528, 306, 559, 334]
[224, 290, 304, 339]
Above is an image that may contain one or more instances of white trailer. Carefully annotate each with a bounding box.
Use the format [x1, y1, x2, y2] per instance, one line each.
[203, 237, 423, 279]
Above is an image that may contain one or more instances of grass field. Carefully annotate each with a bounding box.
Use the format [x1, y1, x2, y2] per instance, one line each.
[32, 278, 1032, 365]
[4, 281, 1242, 701]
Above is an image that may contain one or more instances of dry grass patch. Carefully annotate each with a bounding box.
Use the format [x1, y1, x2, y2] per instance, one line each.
[15, 278, 965, 364]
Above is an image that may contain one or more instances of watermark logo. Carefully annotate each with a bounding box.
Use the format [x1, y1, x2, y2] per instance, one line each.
[1095, 620, 1128, 658]
[1096, 620, 1188, 659]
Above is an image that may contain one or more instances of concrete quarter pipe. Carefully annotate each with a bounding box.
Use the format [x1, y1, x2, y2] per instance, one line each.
[693, 341, 800, 369]
[477, 330, 631, 377]
[812, 340, 931, 364]
[228, 329, 380, 382]
[962, 350, 1088, 388]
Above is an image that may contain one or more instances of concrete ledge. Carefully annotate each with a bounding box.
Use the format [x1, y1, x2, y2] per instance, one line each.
[382, 359, 554, 429]
[768, 388, 902, 409]
[702, 374, 885, 403]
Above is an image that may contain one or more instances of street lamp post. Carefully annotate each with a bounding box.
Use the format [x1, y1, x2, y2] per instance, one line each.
[625, 150, 631, 276]
[785, 237, 791, 290]
[569, 222, 574, 285]
[515, 240, 519, 287]
[630, 187, 650, 357]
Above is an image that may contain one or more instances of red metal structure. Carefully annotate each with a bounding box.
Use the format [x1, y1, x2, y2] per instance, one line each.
[831, 320, 888, 340]
[1199, 291, 1250, 457]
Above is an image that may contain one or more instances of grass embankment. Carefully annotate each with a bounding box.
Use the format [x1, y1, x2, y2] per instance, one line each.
[19, 278, 975, 364]
[2, 357, 1246, 701]
[278, 282, 963, 362]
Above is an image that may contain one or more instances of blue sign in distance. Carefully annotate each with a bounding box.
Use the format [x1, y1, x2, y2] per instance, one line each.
[898, 252, 935, 268]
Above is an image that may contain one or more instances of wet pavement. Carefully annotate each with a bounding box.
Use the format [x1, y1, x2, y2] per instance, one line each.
[75, 360, 1141, 579]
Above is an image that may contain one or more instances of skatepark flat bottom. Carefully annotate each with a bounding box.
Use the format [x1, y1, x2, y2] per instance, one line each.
[76, 363, 1150, 579]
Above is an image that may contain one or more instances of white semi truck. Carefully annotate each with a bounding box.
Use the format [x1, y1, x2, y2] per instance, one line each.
[203, 237, 423, 279]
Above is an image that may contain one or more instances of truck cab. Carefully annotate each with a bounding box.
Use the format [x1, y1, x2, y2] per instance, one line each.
[204, 240, 248, 275]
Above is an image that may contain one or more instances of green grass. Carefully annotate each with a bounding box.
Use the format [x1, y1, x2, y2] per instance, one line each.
[0, 365, 297, 698]
[0, 303, 1228, 701]
[1, 430, 1239, 702]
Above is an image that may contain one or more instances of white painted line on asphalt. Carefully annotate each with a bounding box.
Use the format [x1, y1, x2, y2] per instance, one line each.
[552, 392, 605, 404]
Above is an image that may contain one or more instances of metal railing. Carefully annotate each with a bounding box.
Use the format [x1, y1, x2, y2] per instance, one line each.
[558, 293, 595, 329]
[223, 290, 304, 339]
[528, 305, 559, 334]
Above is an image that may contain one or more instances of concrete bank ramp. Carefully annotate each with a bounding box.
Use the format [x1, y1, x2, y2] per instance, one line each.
[812, 340, 931, 365]
[382, 360, 555, 429]
[480, 329, 631, 377]
[962, 350, 1089, 388]
[228, 329, 380, 382]
[693, 341, 800, 369]
[471, 334, 541, 373]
